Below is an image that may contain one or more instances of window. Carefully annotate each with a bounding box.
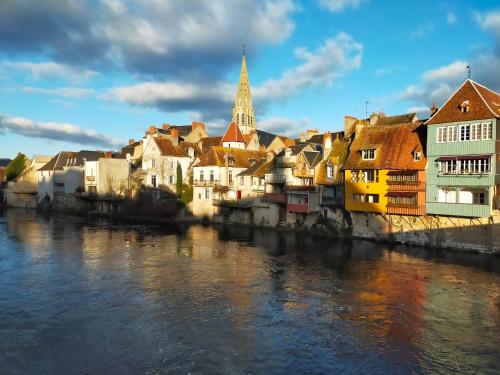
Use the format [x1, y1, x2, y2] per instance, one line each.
[388, 172, 418, 183]
[470, 123, 481, 141]
[363, 170, 376, 183]
[437, 127, 447, 143]
[350, 170, 360, 182]
[240, 176, 244, 185]
[228, 170, 233, 185]
[459, 124, 470, 141]
[200, 170, 204, 181]
[151, 175, 157, 188]
[241, 113, 245, 125]
[205, 188, 210, 199]
[151, 159, 156, 168]
[366, 194, 379, 203]
[169, 175, 174, 184]
[353, 193, 364, 202]
[169, 161, 174, 169]
[362, 149, 375, 160]
[473, 191, 487, 205]
[187, 148, 194, 158]
[447, 126, 458, 142]
[414, 151, 422, 161]
[326, 165, 334, 178]
[210, 170, 214, 182]
[90, 168, 94, 176]
[388, 194, 416, 206]
[89, 186, 97, 194]
[482, 122, 492, 140]
[459, 100, 470, 112]
[440, 157, 491, 175]
[236, 113, 240, 124]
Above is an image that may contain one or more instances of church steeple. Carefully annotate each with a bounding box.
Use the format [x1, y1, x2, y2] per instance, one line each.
[232, 50, 256, 135]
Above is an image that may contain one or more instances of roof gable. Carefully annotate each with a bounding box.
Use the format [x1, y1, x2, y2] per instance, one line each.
[221, 122, 245, 143]
[426, 80, 500, 125]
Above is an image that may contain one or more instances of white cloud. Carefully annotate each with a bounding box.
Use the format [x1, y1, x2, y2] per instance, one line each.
[0, 61, 98, 82]
[259, 117, 310, 137]
[446, 11, 457, 25]
[22, 86, 96, 98]
[0, 114, 122, 148]
[475, 9, 500, 35]
[254, 33, 363, 102]
[104, 33, 363, 123]
[318, 0, 366, 13]
[421, 60, 468, 82]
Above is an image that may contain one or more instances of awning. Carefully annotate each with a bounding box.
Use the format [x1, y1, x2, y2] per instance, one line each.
[438, 154, 492, 161]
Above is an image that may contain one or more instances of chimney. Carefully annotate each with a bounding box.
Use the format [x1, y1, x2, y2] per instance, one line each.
[162, 123, 170, 130]
[322, 131, 332, 155]
[148, 125, 157, 135]
[369, 112, 380, 125]
[192, 121, 206, 132]
[430, 103, 438, 117]
[128, 138, 135, 145]
[306, 129, 318, 140]
[105, 151, 113, 158]
[170, 128, 179, 146]
[344, 115, 357, 138]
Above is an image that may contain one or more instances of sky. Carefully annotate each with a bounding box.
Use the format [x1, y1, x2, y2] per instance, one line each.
[1, 0, 500, 158]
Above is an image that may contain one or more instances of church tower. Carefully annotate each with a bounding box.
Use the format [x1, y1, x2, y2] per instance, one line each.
[232, 51, 256, 135]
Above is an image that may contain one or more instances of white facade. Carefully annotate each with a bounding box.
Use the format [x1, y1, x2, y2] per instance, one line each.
[84, 158, 130, 196]
[37, 167, 84, 202]
[142, 136, 196, 191]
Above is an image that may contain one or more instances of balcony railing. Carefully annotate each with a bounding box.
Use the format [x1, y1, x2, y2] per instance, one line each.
[292, 169, 314, 178]
[193, 179, 219, 186]
[265, 174, 286, 184]
[286, 185, 316, 192]
[321, 196, 343, 207]
[264, 193, 287, 204]
[386, 204, 425, 216]
[387, 181, 425, 192]
[287, 203, 309, 214]
[86, 176, 95, 181]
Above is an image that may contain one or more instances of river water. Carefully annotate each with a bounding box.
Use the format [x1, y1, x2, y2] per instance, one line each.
[1, 209, 500, 374]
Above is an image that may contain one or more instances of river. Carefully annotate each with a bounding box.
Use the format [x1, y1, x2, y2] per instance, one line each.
[1, 209, 500, 374]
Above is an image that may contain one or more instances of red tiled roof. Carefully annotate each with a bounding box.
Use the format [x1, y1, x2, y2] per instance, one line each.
[221, 122, 245, 143]
[343, 122, 427, 171]
[426, 80, 500, 125]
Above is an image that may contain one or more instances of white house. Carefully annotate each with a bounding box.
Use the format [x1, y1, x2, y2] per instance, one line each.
[37, 151, 104, 202]
[84, 156, 130, 197]
[141, 130, 201, 191]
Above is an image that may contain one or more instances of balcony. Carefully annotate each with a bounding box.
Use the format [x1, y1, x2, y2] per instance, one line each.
[292, 168, 314, 178]
[193, 179, 219, 187]
[387, 181, 425, 192]
[86, 175, 95, 181]
[386, 204, 425, 216]
[265, 174, 286, 184]
[264, 193, 287, 204]
[321, 196, 343, 207]
[286, 185, 315, 192]
[287, 203, 309, 214]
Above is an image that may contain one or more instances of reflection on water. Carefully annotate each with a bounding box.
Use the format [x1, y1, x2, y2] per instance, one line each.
[1, 209, 500, 374]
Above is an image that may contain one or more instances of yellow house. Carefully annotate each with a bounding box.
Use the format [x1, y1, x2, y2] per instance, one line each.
[343, 122, 427, 215]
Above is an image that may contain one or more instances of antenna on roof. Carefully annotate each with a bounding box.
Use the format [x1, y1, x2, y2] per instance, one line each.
[466, 64, 471, 79]
[365, 100, 371, 120]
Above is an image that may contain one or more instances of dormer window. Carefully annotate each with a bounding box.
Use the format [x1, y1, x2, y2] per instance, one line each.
[459, 100, 470, 113]
[326, 165, 334, 178]
[249, 158, 256, 166]
[362, 149, 375, 160]
[285, 149, 292, 158]
[413, 151, 422, 161]
[226, 155, 235, 167]
[187, 147, 194, 158]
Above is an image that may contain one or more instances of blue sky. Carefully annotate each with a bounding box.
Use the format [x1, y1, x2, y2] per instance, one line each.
[1, 0, 500, 158]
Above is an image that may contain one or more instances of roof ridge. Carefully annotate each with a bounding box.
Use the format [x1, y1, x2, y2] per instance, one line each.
[470, 80, 499, 117]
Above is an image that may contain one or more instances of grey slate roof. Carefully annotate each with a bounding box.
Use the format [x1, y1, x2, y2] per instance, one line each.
[256, 130, 278, 148]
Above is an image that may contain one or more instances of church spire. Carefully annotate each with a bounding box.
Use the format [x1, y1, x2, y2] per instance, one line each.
[232, 50, 256, 135]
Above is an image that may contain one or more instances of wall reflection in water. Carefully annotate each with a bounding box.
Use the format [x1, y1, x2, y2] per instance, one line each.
[1, 209, 500, 374]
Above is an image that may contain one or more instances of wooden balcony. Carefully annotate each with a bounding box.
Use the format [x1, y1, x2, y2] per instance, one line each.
[264, 193, 287, 204]
[286, 185, 315, 192]
[265, 174, 286, 184]
[387, 181, 425, 192]
[288, 203, 309, 214]
[386, 204, 425, 216]
[321, 196, 343, 207]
